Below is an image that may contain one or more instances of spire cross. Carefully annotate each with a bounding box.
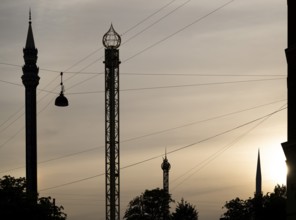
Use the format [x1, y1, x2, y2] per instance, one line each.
[29, 8, 32, 24]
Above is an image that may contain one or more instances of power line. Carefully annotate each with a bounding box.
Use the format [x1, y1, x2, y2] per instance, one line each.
[0, 62, 22, 68]
[122, 0, 193, 46]
[0, 0, 239, 171]
[0, 95, 57, 151]
[118, 99, 286, 143]
[40, 173, 105, 191]
[62, 56, 104, 87]
[0, 42, 103, 145]
[0, 99, 285, 174]
[170, 104, 287, 191]
[115, 77, 286, 91]
[38, 0, 183, 84]
[63, 49, 104, 73]
[0, 108, 23, 132]
[0, 0, 279, 178]
[0, 62, 100, 75]
[66, 78, 285, 95]
[0, 72, 60, 140]
[0, 0, 236, 83]
[40, 107, 286, 191]
[55, 0, 180, 76]
[0, 79, 23, 87]
[120, 72, 286, 77]
[0, 0, 237, 94]
[66, 72, 103, 91]
[123, 0, 236, 62]
[0, 126, 24, 150]
[0, 73, 60, 145]
[0, 97, 57, 150]
[0, 0, 179, 76]
[121, 0, 178, 35]
[0, 111, 24, 134]
[0, 0, 237, 96]
[2, 76, 281, 155]
[0, 62, 287, 77]
[168, 107, 286, 155]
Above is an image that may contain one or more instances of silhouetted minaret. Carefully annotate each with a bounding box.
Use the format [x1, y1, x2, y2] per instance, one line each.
[22, 10, 39, 198]
[282, 1, 296, 219]
[161, 150, 171, 193]
[255, 150, 262, 197]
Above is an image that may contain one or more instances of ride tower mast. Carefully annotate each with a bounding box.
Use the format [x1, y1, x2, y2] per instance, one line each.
[103, 24, 121, 220]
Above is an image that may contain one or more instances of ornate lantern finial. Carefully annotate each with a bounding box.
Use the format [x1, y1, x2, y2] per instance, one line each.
[103, 24, 121, 49]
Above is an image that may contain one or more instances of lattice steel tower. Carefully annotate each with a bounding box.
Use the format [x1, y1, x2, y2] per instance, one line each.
[103, 24, 121, 220]
[161, 151, 171, 193]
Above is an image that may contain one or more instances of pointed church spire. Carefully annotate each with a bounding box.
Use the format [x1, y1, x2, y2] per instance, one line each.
[25, 9, 36, 49]
[255, 149, 262, 197]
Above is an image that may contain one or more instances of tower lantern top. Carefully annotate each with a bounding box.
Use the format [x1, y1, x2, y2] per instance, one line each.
[161, 154, 171, 171]
[103, 24, 121, 49]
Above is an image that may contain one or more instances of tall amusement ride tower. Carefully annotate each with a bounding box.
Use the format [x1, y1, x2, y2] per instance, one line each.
[103, 24, 121, 220]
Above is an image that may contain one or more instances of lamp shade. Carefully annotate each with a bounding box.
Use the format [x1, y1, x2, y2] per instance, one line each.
[55, 92, 69, 107]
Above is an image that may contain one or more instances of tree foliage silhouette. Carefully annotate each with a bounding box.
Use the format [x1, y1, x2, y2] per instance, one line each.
[221, 184, 286, 220]
[124, 188, 200, 220]
[0, 175, 67, 220]
[123, 188, 173, 220]
[171, 198, 198, 220]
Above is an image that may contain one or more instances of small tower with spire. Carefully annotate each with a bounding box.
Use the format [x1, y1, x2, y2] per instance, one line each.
[254, 149, 263, 220]
[161, 150, 171, 193]
[22, 10, 39, 198]
[255, 150, 262, 197]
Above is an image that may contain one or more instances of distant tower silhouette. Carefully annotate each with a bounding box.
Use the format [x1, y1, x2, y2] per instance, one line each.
[282, 1, 296, 219]
[103, 24, 121, 220]
[254, 150, 263, 220]
[22, 10, 39, 198]
[161, 150, 171, 193]
[255, 150, 262, 197]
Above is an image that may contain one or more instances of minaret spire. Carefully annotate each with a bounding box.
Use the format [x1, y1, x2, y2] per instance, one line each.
[22, 10, 39, 199]
[255, 149, 262, 197]
[29, 8, 31, 23]
[25, 9, 35, 49]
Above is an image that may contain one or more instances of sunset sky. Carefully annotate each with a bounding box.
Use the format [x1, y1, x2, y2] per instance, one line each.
[0, 0, 288, 219]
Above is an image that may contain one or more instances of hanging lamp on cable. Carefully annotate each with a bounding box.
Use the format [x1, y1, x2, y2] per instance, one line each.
[55, 72, 69, 107]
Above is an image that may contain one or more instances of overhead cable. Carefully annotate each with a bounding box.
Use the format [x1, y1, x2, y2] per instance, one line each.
[40, 107, 286, 191]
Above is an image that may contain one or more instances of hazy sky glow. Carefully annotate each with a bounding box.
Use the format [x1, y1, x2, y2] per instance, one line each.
[0, 0, 288, 219]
